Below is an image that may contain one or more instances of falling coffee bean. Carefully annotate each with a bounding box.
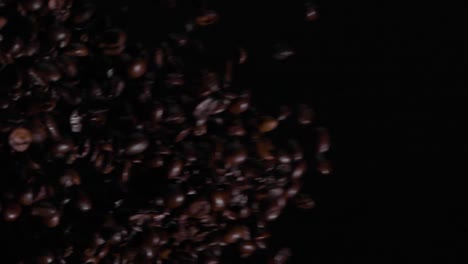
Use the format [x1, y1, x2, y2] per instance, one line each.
[9, 128, 33, 152]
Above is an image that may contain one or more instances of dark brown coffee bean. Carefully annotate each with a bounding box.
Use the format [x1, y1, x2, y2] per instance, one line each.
[293, 194, 315, 209]
[166, 188, 185, 208]
[63, 43, 89, 57]
[167, 159, 183, 178]
[3, 202, 22, 221]
[273, 44, 295, 60]
[36, 252, 54, 264]
[9, 127, 32, 152]
[0, 16, 7, 29]
[239, 241, 256, 257]
[277, 105, 291, 121]
[256, 138, 275, 160]
[297, 104, 314, 125]
[305, 4, 319, 21]
[223, 225, 247, 244]
[27, 119, 46, 144]
[71, 3, 95, 24]
[270, 248, 292, 264]
[125, 134, 149, 155]
[193, 97, 217, 119]
[18, 188, 34, 206]
[258, 116, 278, 133]
[127, 59, 147, 79]
[316, 127, 330, 153]
[44, 115, 61, 140]
[51, 139, 74, 158]
[21, 0, 44, 11]
[317, 157, 332, 175]
[228, 98, 249, 114]
[195, 10, 219, 26]
[211, 191, 229, 211]
[292, 161, 307, 179]
[49, 26, 70, 46]
[59, 169, 81, 187]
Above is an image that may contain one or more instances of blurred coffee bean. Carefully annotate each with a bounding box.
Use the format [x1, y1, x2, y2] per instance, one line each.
[9, 127, 32, 152]
[3, 202, 22, 221]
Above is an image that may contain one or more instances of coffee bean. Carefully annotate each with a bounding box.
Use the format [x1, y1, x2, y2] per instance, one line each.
[0, 16, 7, 29]
[195, 10, 219, 26]
[18, 187, 35, 206]
[228, 98, 249, 114]
[63, 43, 89, 57]
[316, 127, 331, 153]
[21, 0, 44, 11]
[31, 119, 47, 143]
[239, 241, 256, 257]
[258, 116, 278, 133]
[297, 104, 314, 125]
[292, 161, 307, 179]
[36, 252, 54, 264]
[51, 139, 74, 158]
[167, 159, 183, 178]
[166, 188, 185, 208]
[125, 133, 149, 155]
[305, 4, 319, 21]
[9, 127, 32, 152]
[127, 59, 147, 79]
[211, 191, 229, 211]
[3, 202, 22, 221]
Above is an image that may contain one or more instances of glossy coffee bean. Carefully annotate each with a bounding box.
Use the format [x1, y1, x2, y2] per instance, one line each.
[166, 189, 185, 208]
[305, 4, 320, 21]
[9, 127, 32, 152]
[36, 252, 54, 264]
[63, 43, 89, 57]
[228, 98, 249, 114]
[239, 241, 256, 257]
[21, 0, 44, 11]
[18, 188, 35, 206]
[258, 116, 278, 133]
[297, 104, 314, 125]
[167, 159, 183, 178]
[292, 161, 307, 179]
[211, 191, 229, 211]
[127, 59, 147, 79]
[51, 139, 74, 158]
[3, 202, 22, 221]
[125, 134, 149, 155]
[316, 127, 331, 153]
[195, 10, 219, 26]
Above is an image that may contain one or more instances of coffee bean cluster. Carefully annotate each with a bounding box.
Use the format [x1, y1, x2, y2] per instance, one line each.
[0, 0, 327, 263]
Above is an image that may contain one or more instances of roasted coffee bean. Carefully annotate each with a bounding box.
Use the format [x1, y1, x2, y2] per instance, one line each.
[3, 202, 22, 221]
[228, 98, 249, 114]
[18, 187, 35, 206]
[165, 188, 185, 208]
[211, 190, 229, 211]
[51, 139, 74, 158]
[127, 59, 147, 79]
[297, 104, 314, 125]
[9, 127, 33, 152]
[239, 241, 256, 257]
[63, 43, 89, 57]
[258, 116, 278, 133]
[316, 127, 331, 153]
[195, 10, 219, 26]
[59, 169, 81, 187]
[36, 252, 54, 264]
[292, 161, 307, 179]
[305, 4, 320, 21]
[125, 133, 149, 155]
[21, 0, 44, 11]
[167, 159, 183, 178]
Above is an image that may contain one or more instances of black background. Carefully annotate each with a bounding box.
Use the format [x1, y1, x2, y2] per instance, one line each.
[107, 0, 467, 263]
